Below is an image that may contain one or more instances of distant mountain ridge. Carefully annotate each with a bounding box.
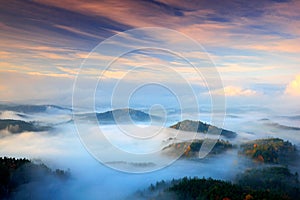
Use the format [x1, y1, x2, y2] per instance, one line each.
[97, 108, 160, 123]
[170, 120, 237, 138]
[0, 104, 71, 113]
[75, 108, 160, 124]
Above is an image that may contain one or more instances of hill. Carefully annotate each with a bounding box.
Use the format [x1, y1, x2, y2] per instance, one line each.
[239, 138, 297, 164]
[97, 108, 153, 122]
[170, 120, 237, 138]
[77, 108, 160, 124]
[163, 139, 233, 158]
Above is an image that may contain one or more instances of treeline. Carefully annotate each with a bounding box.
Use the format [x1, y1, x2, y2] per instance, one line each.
[143, 166, 300, 200]
[0, 157, 70, 199]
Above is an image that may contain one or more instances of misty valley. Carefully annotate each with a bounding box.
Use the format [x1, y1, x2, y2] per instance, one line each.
[1, 104, 300, 199]
[2, 0, 300, 199]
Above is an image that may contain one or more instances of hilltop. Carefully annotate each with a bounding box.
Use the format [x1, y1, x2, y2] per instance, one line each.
[76, 108, 160, 124]
[97, 108, 154, 122]
[170, 120, 237, 138]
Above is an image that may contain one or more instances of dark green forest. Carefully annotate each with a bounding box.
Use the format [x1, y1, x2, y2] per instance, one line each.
[138, 137, 300, 200]
[0, 157, 69, 199]
[139, 167, 300, 200]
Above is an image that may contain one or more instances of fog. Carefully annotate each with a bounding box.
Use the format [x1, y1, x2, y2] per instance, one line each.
[1, 107, 300, 199]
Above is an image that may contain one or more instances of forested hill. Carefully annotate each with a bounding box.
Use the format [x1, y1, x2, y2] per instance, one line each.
[76, 108, 161, 124]
[239, 138, 297, 164]
[163, 139, 233, 158]
[170, 120, 237, 138]
[97, 108, 153, 122]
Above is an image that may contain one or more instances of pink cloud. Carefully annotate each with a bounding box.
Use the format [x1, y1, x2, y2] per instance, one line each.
[33, 0, 214, 29]
[54, 24, 103, 39]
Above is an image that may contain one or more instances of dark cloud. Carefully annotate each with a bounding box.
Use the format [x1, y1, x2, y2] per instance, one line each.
[0, 0, 131, 50]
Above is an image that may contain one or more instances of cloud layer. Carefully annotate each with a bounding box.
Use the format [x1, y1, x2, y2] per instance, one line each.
[0, 0, 299, 107]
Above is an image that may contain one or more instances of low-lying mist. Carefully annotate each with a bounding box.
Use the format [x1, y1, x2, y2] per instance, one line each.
[0, 124, 242, 199]
[1, 107, 300, 199]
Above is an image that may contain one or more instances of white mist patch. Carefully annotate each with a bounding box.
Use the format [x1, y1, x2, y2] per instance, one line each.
[0, 111, 24, 120]
[0, 109, 72, 126]
[27, 112, 72, 125]
[0, 130, 80, 159]
[73, 121, 209, 172]
[99, 125, 202, 154]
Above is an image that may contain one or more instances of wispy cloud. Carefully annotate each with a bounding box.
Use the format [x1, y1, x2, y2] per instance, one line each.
[0, 51, 12, 59]
[0, 62, 33, 72]
[211, 85, 257, 97]
[53, 24, 103, 40]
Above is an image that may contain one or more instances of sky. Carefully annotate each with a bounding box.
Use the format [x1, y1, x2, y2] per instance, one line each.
[0, 0, 299, 111]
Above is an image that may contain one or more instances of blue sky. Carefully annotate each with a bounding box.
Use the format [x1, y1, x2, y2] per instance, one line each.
[0, 0, 299, 111]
